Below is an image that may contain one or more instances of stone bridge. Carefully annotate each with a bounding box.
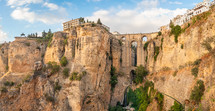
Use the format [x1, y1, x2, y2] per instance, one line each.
[114, 32, 158, 74]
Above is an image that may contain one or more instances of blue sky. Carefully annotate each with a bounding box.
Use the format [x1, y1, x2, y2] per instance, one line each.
[0, 0, 208, 42]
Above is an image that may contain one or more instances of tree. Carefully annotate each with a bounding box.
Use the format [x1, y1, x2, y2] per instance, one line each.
[170, 101, 183, 111]
[169, 20, 174, 29]
[36, 32, 38, 37]
[97, 18, 102, 25]
[21, 33, 25, 37]
[48, 29, 52, 34]
[134, 65, 148, 84]
[79, 17, 85, 23]
[42, 30, 47, 38]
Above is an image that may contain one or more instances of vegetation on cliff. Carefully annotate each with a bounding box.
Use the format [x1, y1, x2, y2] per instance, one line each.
[60, 56, 68, 67]
[47, 62, 60, 75]
[190, 80, 205, 103]
[170, 22, 182, 43]
[169, 101, 183, 111]
[127, 81, 164, 111]
[110, 66, 118, 91]
[69, 71, 86, 81]
[134, 65, 148, 84]
[63, 68, 70, 78]
[191, 59, 201, 77]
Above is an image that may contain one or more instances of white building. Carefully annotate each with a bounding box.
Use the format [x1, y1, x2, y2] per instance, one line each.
[172, 0, 214, 26]
[63, 18, 84, 31]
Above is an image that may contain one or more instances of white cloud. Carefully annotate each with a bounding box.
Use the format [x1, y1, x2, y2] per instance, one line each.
[7, 0, 43, 7]
[43, 2, 59, 10]
[86, 0, 187, 33]
[0, 25, 8, 42]
[11, 7, 36, 23]
[11, 7, 66, 24]
[169, 1, 183, 5]
[137, 0, 159, 9]
[7, 0, 67, 24]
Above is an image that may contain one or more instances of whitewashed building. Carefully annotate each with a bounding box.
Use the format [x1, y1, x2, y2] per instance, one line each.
[172, 0, 214, 26]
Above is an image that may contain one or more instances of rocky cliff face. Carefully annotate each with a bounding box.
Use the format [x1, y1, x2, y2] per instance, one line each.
[0, 24, 113, 111]
[1, 7, 215, 111]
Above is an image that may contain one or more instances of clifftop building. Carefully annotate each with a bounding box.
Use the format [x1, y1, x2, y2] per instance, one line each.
[63, 18, 110, 32]
[172, 0, 214, 26]
[63, 18, 84, 31]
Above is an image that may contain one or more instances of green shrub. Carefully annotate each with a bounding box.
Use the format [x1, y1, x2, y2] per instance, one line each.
[47, 62, 60, 74]
[201, 37, 214, 52]
[25, 42, 30, 46]
[1, 87, 7, 93]
[192, 17, 196, 24]
[126, 81, 161, 111]
[118, 40, 123, 46]
[170, 101, 183, 111]
[110, 74, 118, 91]
[47, 38, 52, 47]
[70, 72, 79, 81]
[91, 23, 96, 27]
[173, 71, 178, 77]
[60, 56, 68, 67]
[171, 25, 182, 43]
[4, 81, 14, 86]
[108, 104, 124, 111]
[63, 68, 70, 78]
[190, 80, 205, 103]
[193, 59, 201, 66]
[158, 31, 162, 36]
[181, 44, 183, 49]
[161, 38, 164, 49]
[86, 100, 91, 104]
[82, 71, 87, 76]
[191, 67, 199, 78]
[70, 71, 86, 81]
[109, 66, 118, 91]
[144, 42, 149, 50]
[154, 46, 160, 61]
[156, 92, 164, 111]
[64, 39, 68, 46]
[15, 84, 22, 89]
[145, 56, 148, 63]
[54, 81, 61, 92]
[134, 65, 148, 84]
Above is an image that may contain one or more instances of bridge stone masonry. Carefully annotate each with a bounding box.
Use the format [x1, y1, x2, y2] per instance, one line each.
[113, 32, 158, 73]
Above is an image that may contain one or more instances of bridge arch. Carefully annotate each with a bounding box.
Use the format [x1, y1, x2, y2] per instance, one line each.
[131, 41, 137, 66]
[121, 37, 126, 41]
[142, 36, 147, 42]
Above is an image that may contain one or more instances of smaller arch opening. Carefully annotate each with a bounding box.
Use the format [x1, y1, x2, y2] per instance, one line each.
[130, 70, 136, 84]
[142, 36, 147, 42]
[121, 37, 126, 41]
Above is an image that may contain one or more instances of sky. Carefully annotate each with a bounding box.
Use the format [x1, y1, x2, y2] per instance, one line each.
[0, 0, 209, 42]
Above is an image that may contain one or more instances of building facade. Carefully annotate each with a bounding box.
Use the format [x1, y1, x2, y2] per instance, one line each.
[63, 18, 84, 31]
[172, 0, 214, 26]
